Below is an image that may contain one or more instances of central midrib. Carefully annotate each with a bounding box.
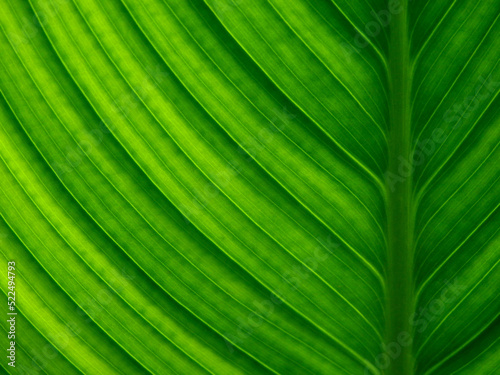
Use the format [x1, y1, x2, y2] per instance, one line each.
[385, 0, 414, 375]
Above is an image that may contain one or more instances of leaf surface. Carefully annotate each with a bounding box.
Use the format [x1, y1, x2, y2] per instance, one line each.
[0, 0, 498, 374]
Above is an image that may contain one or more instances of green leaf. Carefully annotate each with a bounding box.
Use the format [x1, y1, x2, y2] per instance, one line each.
[0, 0, 498, 374]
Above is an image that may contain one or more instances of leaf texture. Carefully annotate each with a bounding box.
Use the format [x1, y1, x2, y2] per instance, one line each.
[0, 0, 498, 374]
